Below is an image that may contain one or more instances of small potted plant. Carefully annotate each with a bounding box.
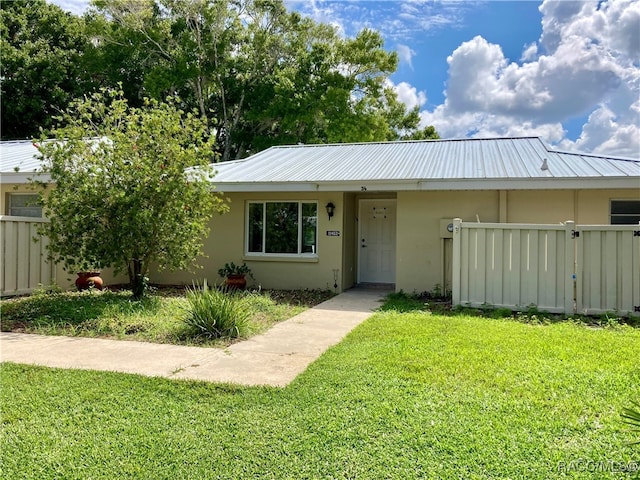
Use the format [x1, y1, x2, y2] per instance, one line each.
[217, 262, 253, 290]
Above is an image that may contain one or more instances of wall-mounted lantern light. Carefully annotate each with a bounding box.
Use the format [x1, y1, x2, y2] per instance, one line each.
[326, 202, 335, 220]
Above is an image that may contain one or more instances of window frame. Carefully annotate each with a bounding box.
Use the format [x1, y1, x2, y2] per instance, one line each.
[7, 193, 42, 218]
[245, 200, 318, 257]
[610, 199, 640, 225]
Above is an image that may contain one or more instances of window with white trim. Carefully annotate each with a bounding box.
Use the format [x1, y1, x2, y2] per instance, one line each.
[610, 200, 640, 225]
[7, 194, 42, 217]
[247, 201, 317, 255]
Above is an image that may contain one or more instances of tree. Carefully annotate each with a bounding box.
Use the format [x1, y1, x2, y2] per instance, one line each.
[91, 0, 438, 159]
[1, 0, 438, 150]
[35, 88, 227, 298]
[0, 0, 92, 139]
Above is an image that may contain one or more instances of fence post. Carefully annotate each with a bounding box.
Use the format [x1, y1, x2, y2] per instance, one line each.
[452, 218, 462, 306]
[564, 220, 576, 315]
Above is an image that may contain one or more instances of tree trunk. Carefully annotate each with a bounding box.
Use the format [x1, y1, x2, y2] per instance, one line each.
[128, 258, 146, 300]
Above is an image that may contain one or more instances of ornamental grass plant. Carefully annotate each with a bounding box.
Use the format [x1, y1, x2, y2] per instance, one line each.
[183, 281, 250, 339]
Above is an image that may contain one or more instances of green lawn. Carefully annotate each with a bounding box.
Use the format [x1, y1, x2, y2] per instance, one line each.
[2, 310, 639, 479]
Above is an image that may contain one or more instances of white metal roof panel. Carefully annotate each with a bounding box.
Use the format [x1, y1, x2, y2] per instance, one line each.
[0, 140, 50, 184]
[211, 137, 640, 190]
[3, 137, 638, 190]
[0, 140, 42, 173]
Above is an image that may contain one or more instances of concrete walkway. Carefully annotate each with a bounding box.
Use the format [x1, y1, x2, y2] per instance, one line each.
[0, 288, 386, 387]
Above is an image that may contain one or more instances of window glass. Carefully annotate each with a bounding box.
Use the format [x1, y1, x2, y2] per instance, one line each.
[248, 203, 264, 253]
[247, 201, 318, 255]
[301, 203, 317, 253]
[265, 202, 298, 254]
[610, 200, 640, 225]
[9, 194, 42, 217]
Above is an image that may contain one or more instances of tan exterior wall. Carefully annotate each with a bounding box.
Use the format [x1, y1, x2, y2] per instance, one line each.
[4, 178, 638, 295]
[341, 193, 358, 289]
[154, 187, 639, 293]
[505, 189, 640, 224]
[396, 190, 500, 294]
[575, 189, 640, 224]
[153, 191, 346, 291]
[505, 190, 576, 223]
[397, 188, 640, 293]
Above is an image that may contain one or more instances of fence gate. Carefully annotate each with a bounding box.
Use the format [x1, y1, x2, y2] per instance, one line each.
[1, 215, 55, 296]
[575, 225, 640, 315]
[452, 218, 640, 316]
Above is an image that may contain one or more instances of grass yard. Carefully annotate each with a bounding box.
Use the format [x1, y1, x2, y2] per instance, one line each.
[0, 288, 334, 346]
[2, 306, 639, 479]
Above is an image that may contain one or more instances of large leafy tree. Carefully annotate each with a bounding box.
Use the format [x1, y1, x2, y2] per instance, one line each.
[90, 0, 438, 160]
[2, 0, 438, 150]
[0, 0, 92, 139]
[35, 88, 227, 298]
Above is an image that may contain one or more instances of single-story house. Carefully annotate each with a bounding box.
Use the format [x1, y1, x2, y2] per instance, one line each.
[154, 136, 640, 294]
[2, 137, 639, 296]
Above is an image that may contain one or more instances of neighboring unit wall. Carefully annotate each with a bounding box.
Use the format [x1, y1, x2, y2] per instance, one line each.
[506, 189, 640, 224]
[576, 189, 640, 224]
[396, 188, 640, 294]
[1, 183, 129, 293]
[1, 184, 43, 216]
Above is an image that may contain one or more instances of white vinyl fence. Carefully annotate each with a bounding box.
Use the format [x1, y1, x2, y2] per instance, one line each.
[452, 218, 640, 316]
[0, 215, 55, 296]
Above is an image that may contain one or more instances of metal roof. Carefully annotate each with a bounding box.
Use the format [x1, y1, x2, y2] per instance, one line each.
[2, 137, 639, 191]
[210, 137, 640, 191]
[0, 140, 43, 171]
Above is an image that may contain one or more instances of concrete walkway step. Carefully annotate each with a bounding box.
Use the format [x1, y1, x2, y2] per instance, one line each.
[0, 289, 386, 386]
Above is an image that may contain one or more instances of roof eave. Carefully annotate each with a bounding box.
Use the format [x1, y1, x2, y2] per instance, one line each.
[0, 172, 50, 184]
[212, 182, 319, 192]
[211, 177, 640, 193]
[417, 177, 640, 190]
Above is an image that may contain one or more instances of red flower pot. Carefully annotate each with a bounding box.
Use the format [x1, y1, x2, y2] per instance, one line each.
[225, 274, 247, 290]
[75, 271, 104, 291]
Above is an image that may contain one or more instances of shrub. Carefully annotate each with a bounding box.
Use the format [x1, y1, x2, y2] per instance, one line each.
[183, 281, 250, 339]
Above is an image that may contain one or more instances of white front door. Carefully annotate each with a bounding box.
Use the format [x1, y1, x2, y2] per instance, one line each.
[358, 199, 396, 284]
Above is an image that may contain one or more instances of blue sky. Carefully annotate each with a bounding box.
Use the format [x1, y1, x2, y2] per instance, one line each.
[51, 0, 640, 157]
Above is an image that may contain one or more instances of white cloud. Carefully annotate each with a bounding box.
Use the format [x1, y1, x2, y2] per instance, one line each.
[420, 106, 566, 143]
[559, 102, 640, 158]
[418, 0, 640, 156]
[288, 0, 469, 41]
[387, 80, 427, 110]
[396, 44, 416, 69]
[48, 0, 90, 15]
[521, 42, 538, 62]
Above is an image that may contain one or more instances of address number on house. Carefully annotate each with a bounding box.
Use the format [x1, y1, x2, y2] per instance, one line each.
[326, 230, 341, 237]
